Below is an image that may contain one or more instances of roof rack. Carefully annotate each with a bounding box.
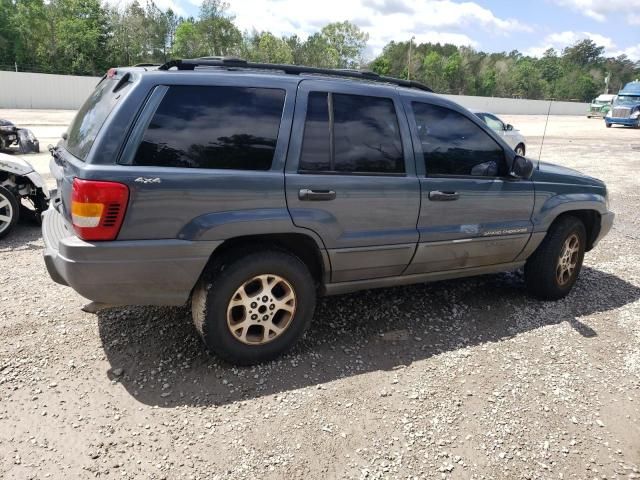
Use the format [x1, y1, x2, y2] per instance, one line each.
[158, 57, 433, 93]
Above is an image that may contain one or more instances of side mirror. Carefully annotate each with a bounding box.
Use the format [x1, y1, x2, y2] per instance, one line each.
[505, 124, 514, 131]
[510, 155, 534, 179]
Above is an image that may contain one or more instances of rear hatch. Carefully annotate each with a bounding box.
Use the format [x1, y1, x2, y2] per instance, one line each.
[50, 72, 132, 225]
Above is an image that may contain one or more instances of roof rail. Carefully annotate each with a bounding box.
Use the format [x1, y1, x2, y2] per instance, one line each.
[158, 57, 433, 93]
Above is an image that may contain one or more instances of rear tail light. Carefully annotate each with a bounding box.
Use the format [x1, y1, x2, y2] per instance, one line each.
[71, 178, 129, 241]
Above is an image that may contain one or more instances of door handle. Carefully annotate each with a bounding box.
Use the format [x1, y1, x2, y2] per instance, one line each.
[298, 189, 336, 201]
[428, 190, 460, 201]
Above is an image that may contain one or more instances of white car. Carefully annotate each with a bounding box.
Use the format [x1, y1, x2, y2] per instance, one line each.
[473, 111, 527, 156]
[0, 153, 49, 239]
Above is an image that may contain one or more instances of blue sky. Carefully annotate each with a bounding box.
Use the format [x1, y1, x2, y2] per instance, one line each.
[151, 0, 640, 60]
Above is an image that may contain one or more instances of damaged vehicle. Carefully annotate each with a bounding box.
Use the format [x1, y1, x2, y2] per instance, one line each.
[0, 119, 40, 154]
[0, 153, 50, 239]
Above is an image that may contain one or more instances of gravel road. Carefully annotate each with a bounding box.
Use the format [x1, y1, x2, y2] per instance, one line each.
[1, 112, 639, 479]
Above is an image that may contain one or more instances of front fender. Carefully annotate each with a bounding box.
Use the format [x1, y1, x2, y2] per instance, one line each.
[0, 153, 34, 176]
[532, 193, 608, 232]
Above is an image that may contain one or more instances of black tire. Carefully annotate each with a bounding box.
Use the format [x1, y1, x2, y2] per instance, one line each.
[515, 143, 526, 156]
[0, 186, 19, 239]
[605, 122, 612, 128]
[524, 216, 586, 300]
[191, 250, 316, 365]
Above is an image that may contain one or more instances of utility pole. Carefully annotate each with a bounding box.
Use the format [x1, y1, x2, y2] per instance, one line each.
[407, 35, 415, 80]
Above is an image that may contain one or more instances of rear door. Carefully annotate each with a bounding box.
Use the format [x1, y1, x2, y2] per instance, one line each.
[405, 99, 535, 274]
[285, 80, 420, 283]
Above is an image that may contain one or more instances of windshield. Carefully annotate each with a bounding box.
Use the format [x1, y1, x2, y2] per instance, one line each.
[614, 95, 640, 106]
[65, 77, 126, 160]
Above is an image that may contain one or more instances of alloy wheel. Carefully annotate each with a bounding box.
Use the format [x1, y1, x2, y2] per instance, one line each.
[0, 191, 14, 235]
[556, 233, 580, 286]
[226, 274, 297, 345]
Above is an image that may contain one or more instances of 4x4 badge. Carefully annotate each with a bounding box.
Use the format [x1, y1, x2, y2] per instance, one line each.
[134, 177, 161, 184]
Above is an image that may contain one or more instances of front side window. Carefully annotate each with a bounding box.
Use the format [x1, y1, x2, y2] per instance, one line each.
[133, 86, 285, 170]
[412, 102, 506, 177]
[299, 92, 404, 174]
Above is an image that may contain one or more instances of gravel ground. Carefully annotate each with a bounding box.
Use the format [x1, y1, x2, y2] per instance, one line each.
[1, 111, 639, 479]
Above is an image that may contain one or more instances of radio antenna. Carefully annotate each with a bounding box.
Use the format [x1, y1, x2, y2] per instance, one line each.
[537, 97, 553, 170]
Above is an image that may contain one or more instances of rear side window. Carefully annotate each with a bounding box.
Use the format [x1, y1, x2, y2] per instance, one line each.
[412, 102, 506, 177]
[133, 86, 285, 170]
[300, 92, 404, 174]
[66, 78, 125, 161]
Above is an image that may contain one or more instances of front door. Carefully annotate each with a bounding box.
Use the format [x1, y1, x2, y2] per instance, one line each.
[404, 99, 535, 274]
[285, 80, 421, 283]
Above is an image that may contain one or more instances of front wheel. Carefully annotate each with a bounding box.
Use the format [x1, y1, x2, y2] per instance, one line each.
[524, 216, 586, 300]
[0, 186, 19, 239]
[191, 250, 316, 365]
[605, 122, 612, 128]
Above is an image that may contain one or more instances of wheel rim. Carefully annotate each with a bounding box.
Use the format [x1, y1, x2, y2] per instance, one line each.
[0, 191, 14, 234]
[556, 233, 580, 286]
[226, 274, 296, 345]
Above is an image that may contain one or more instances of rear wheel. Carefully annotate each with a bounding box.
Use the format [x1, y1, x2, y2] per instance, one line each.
[524, 216, 586, 300]
[191, 250, 316, 365]
[0, 186, 19, 239]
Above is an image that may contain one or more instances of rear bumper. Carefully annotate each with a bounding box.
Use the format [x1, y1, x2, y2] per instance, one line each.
[42, 207, 221, 306]
[606, 117, 638, 126]
[592, 211, 615, 248]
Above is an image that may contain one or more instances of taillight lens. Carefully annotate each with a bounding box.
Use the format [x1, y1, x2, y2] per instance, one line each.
[71, 178, 129, 241]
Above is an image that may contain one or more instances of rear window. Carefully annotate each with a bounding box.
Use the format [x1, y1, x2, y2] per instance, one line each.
[65, 78, 124, 161]
[131, 86, 286, 170]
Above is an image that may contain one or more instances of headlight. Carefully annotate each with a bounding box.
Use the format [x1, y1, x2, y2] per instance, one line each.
[631, 111, 640, 119]
[605, 110, 612, 117]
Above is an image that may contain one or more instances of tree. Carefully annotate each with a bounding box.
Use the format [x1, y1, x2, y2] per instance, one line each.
[563, 39, 604, 67]
[197, 0, 241, 56]
[443, 52, 463, 93]
[319, 21, 368, 68]
[173, 20, 205, 58]
[298, 33, 339, 68]
[510, 59, 544, 99]
[422, 51, 445, 91]
[243, 32, 293, 63]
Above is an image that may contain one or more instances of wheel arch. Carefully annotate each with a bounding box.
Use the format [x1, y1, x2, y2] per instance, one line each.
[196, 232, 330, 293]
[547, 209, 601, 252]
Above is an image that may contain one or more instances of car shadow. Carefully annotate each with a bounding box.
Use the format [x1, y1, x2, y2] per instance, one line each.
[97, 266, 640, 407]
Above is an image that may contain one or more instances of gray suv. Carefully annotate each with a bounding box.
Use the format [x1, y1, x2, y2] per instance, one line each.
[43, 58, 614, 364]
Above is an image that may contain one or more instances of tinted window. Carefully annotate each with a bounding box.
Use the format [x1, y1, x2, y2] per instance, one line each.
[412, 102, 505, 177]
[299, 92, 331, 171]
[133, 86, 285, 170]
[66, 78, 126, 161]
[299, 92, 404, 174]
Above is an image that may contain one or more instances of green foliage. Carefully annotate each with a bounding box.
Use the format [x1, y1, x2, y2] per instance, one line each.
[243, 31, 293, 64]
[1, 1, 638, 102]
[371, 38, 639, 101]
[319, 21, 368, 68]
[173, 21, 205, 58]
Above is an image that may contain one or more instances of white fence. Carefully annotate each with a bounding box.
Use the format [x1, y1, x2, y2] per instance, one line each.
[0, 71, 100, 109]
[0, 71, 589, 114]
